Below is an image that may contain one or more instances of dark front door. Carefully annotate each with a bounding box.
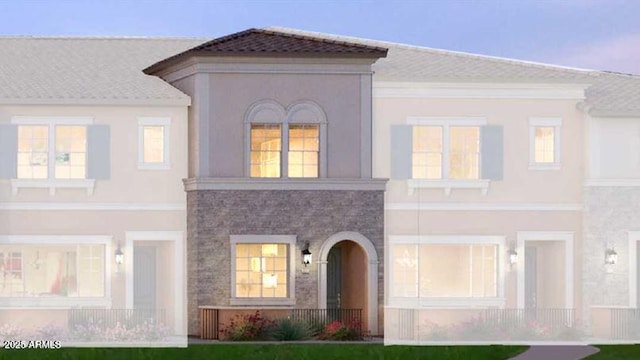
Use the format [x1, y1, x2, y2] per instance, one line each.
[327, 246, 342, 309]
[525, 246, 537, 309]
[134, 246, 156, 310]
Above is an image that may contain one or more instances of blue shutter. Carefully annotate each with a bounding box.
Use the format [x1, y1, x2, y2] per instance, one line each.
[480, 125, 503, 180]
[390, 125, 413, 179]
[0, 124, 18, 179]
[87, 125, 110, 179]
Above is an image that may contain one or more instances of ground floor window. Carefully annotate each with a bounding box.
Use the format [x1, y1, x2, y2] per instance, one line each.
[0, 244, 105, 298]
[390, 236, 504, 302]
[230, 235, 296, 305]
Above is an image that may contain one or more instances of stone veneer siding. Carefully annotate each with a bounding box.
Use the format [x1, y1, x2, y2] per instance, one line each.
[186, 189, 384, 335]
[583, 187, 640, 331]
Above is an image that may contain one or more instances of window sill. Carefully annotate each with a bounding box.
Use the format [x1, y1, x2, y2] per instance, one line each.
[0, 297, 110, 309]
[10, 179, 96, 196]
[137, 162, 170, 170]
[230, 298, 296, 306]
[407, 179, 490, 196]
[529, 163, 561, 171]
[388, 296, 506, 308]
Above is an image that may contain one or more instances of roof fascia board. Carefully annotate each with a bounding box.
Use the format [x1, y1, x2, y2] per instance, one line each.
[162, 58, 374, 83]
[0, 97, 191, 107]
[373, 81, 589, 100]
[588, 110, 640, 118]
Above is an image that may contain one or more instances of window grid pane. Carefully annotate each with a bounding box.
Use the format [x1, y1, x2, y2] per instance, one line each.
[412, 126, 443, 179]
[449, 127, 479, 179]
[415, 244, 497, 298]
[235, 243, 288, 298]
[17, 125, 49, 179]
[288, 124, 319, 178]
[534, 127, 555, 163]
[143, 126, 165, 164]
[250, 124, 281, 178]
[0, 245, 106, 298]
[55, 125, 86, 179]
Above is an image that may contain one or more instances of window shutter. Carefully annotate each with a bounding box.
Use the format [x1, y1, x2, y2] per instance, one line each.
[87, 124, 110, 179]
[0, 124, 18, 179]
[480, 125, 503, 180]
[390, 125, 413, 179]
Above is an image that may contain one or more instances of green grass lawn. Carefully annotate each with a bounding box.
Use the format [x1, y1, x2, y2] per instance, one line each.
[0, 344, 528, 360]
[588, 345, 640, 359]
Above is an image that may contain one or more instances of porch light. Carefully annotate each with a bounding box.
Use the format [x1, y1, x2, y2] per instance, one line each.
[115, 243, 124, 269]
[604, 248, 618, 265]
[508, 249, 518, 266]
[302, 247, 312, 267]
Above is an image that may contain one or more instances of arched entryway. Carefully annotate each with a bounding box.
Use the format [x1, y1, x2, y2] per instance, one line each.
[318, 231, 378, 335]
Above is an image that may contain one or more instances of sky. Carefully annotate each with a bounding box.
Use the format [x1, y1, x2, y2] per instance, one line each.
[1, 0, 640, 74]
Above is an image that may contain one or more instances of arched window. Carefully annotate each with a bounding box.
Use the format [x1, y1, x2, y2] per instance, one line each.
[245, 100, 327, 178]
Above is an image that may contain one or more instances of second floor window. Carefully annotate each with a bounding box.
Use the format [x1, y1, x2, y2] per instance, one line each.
[247, 100, 327, 179]
[412, 125, 480, 180]
[18, 125, 87, 180]
[250, 124, 282, 178]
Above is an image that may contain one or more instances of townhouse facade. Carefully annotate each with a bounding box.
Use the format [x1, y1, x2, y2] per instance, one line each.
[0, 28, 639, 343]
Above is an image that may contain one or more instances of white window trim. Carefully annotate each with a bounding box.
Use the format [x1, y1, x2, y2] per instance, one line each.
[229, 234, 297, 306]
[0, 235, 112, 308]
[628, 231, 640, 307]
[406, 117, 489, 196]
[244, 100, 327, 179]
[137, 117, 171, 170]
[529, 117, 562, 170]
[11, 117, 95, 195]
[388, 235, 506, 308]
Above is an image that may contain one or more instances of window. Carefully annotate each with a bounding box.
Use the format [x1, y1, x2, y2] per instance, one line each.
[0, 244, 105, 298]
[389, 235, 505, 307]
[529, 118, 561, 170]
[230, 235, 296, 305]
[412, 125, 480, 180]
[17, 125, 87, 180]
[235, 243, 288, 298]
[250, 124, 281, 178]
[288, 124, 319, 178]
[245, 100, 327, 179]
[138, 117, 170, 170]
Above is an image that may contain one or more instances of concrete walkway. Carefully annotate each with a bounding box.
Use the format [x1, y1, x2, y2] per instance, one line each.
[509, 346, 599, 360]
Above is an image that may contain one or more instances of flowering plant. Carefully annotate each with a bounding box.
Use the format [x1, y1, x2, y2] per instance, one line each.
[220, 311, 275, 341]
[318, 318, 363, 341]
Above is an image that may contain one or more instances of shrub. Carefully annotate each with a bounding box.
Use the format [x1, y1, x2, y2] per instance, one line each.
[35, 323, 67, 341]
[220, 311, 275, 341]
[0, 323, 23, 341]
[319, 318, 363, 341]
[270, 318, 313, 341]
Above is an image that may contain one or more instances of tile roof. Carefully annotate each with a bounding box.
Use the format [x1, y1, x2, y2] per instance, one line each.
[143, 28, 388, 75]
[0, 37, 203, 105]
[0, 28, 638, 116]
[267, 27, 640, 116]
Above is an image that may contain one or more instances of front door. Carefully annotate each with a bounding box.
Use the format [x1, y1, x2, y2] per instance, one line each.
[326, 246, 342, 309]
[133, 246, 156, 310]
[525, 246, 537, 309]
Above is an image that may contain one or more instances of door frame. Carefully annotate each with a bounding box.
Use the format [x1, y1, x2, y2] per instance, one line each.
[627, 231, 640, 307]
[516, 231, 574, 309]
[318, 231, 378, 335]
[125, 231, 184, 334]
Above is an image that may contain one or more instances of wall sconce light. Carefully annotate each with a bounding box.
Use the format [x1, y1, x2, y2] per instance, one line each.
[508, 249, 518, 267]
[604, 247, 618, 265]
[302, 247, 312, 267]
[115, 243, 124, 272]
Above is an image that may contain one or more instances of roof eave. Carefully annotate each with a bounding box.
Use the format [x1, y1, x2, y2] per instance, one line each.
[0, 97, 191, 107]
[589, 109, 640, 118]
